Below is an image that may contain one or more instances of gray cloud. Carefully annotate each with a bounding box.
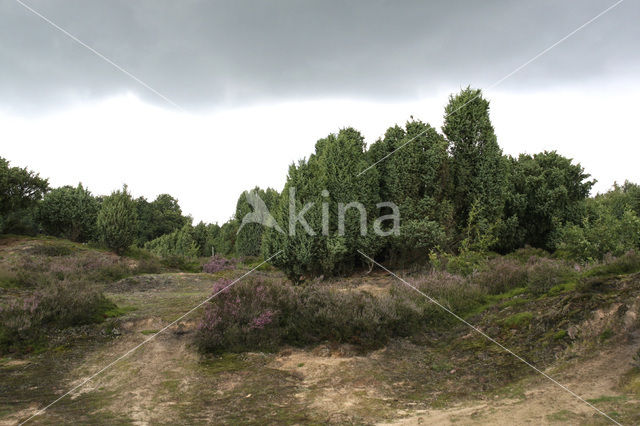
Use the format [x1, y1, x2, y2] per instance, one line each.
[1, 0, 638, 113]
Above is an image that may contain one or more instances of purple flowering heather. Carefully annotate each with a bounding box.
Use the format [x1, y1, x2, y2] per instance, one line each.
[202, 255, 235, 274]
[250, 310, 274, 329]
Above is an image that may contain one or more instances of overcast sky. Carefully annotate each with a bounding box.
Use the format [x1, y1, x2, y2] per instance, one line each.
[1, 0, 639, 223]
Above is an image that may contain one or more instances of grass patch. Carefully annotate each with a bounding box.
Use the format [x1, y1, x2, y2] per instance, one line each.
[199, 353, 247, 374]
[546, 409, 579, 422]
[599, 328, 614, 342]
[553, 330, 567, 340]
[546, 281, 576, 296]
[584, 250, 640, 278]
[501, 312, 534, 328]
[102, 305, 136, 318]
[621, 367, 640, 396]
[586, 395, 627, 404]
[140, 329, 159, 335]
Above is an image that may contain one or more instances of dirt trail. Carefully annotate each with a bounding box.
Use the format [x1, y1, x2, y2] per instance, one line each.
[381, 343, 638, 425]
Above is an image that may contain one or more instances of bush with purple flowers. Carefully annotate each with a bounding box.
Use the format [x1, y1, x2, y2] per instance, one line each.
[202, 255, 235, 274]
[195, 276, 426, 353]
[0, 280, 115, 353]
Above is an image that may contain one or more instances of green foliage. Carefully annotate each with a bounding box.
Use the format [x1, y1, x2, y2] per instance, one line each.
[135, 194, 189, 246]
[96, 185, 138, 254]
[0, 157, 49, 235]
[234, 187, 280, 257]
[38, 183, 99, 242]
[497, 151, 594, 252]
[214, 220, 239, 257]
[262, 128, 381, 281]
[584, 250, 640, 277]
[192, 221, 220, 257]
[443, 87, 506, 243]
[554, 184, 640, 261]
[374, 120, 452, 262]
[144, 224, 199, 259]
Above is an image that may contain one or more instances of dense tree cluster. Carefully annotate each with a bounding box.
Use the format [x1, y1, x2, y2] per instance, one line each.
[2, 87, 639, 275]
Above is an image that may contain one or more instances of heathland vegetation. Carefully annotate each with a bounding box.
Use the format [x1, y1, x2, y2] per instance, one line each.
[2, 88, 640, 423]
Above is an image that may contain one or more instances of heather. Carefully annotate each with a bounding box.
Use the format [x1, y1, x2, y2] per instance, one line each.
[194, 251, 586, 353]
[202, 254, 236, 274]
[195, 276, 424, 353]
[0, 238, 164, 353]
[0, 280, 114, 353]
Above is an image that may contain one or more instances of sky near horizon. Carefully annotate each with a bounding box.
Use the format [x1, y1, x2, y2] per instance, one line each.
[1, 0, 639, 224]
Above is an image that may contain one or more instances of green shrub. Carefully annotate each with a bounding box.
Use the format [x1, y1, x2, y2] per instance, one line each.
[262, 128, 382, 281]
[134, 194, 189, 246]
[0, 157, 49, 235]
[160, 255, 200, 272]
[554, 187, 640, 261]
[144, 224, 199, 259]
[96, 185, 137, 254]
[431, 251, 490, 276]
[38, 184, 99, 242]
[234, 187, 280, 257]
[497, 151, 593, 252]
[506, 246, 550, 263]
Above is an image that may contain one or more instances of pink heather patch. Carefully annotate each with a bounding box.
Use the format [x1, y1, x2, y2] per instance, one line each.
[250, 310, 274, 330]
[202, 255, 235, 274]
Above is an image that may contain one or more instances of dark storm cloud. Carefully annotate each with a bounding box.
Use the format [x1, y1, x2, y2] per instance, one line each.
[0, 0, 638, 112]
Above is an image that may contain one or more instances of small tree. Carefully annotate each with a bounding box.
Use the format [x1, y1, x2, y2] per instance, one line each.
[97, 185, 137, 254]
[235, 187, 280, 257]
[135, 193, 188, 246]
[39, 183, 99, 242]
[0, 157, 49, 234]
[443, 87, 507, 240]
[145, 224, 199, 259]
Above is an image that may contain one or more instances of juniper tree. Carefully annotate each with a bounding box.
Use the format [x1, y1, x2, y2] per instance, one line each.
[235, 187, 280, 257]
[38, 183, 99, 242]
[263, 128, 381, 281]
[443, 87, 507, 249]
[96, 185, 137, 254]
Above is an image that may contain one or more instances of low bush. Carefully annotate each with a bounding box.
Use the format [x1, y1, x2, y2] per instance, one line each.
[525, 257, 575, 295]
[472, 257, 529, 294]
[412, 271, 486, 318]
[585, 250, 640, 277]
[26, 244, 74, 257]
[5, 244, 165, 287]
[144, 224, 199, 259]
[432, 251, 490, 276]
[0, 281, 114, 353]
[202, 255, 235, 274]
[505, 246, 550, 263]
[195, 277, 425, 353]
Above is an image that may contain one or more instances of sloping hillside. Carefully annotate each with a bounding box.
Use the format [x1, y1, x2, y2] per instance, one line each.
[1, 237, 639, 425]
